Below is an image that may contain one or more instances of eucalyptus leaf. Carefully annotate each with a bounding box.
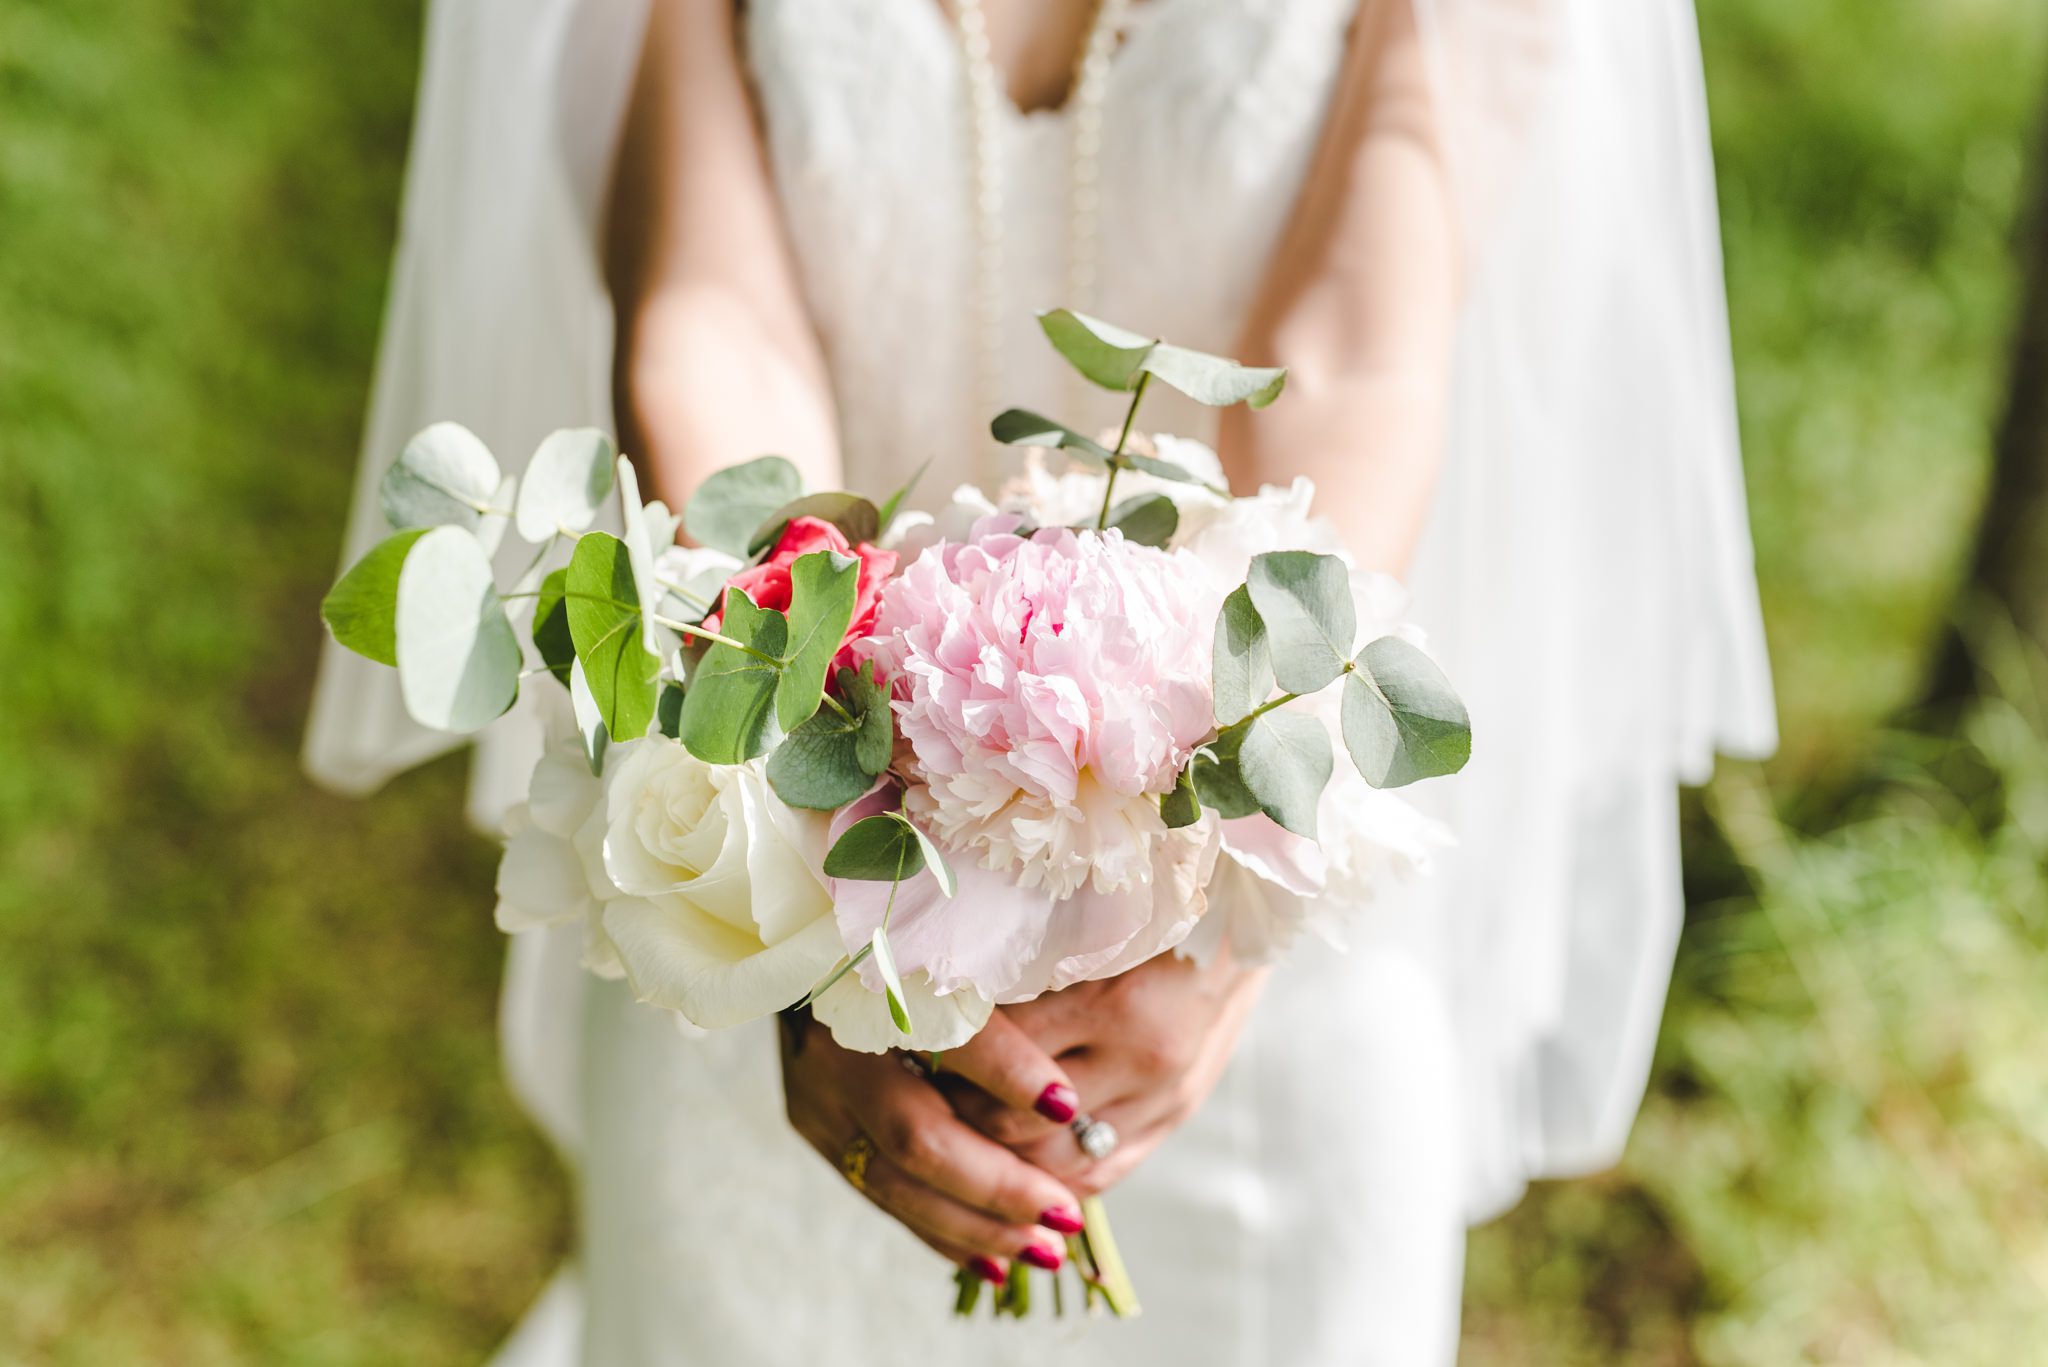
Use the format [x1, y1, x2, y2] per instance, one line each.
[1237, 710, 1333, 839]
[988, 408, 1114, 467]
[823, 813, 927, 882]
[766, 704, 874, 810]
[870, 928, 913, 1035]
[683, 455, 805, 557]
[568, 658, 609, 774]
[846, 660, 894, 776]
[517, 427, 617, 542]
[748, 492, 881, 556]
[531, 567, 575, 685]
[775, 550, 861, 732]
[1191, 727, 1261, 820]
[322, 529, 426, 667]
[1036, 309, 1156, 391]
[894, 811, 957, 898]
[656, 682, 685, 740]
[565, 531, 660, 742]
[1160, 766, 1201, 829]
[616, 458, 664, 655]
[676, 588, 787, 763]
[1036, 309, 1287, 409]
[1137, 342, 1287, 409]
[380, 422, 501, 532]
[1120, 451, 1208, 486]
[1105, 493, 1178, 547]
[1211, 585, 1273, 724]
[1245, 551, 1355, 694]
[1341, 636, 1473, 788]
[394, 525, 522, 732]
[877, 458, 933, 529]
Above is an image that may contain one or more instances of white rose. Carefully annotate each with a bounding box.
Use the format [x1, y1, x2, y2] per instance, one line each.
[494, 726, 625, 980]
[597, 738, 845, 1030]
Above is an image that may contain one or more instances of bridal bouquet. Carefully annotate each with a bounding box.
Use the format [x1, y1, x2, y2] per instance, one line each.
[321, 309, 1470, 1316]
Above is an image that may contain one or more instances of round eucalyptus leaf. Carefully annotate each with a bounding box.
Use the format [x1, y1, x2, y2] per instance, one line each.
[775, 551, 861, 732]
[1341, 636, 1473, 788]
[322, 529, 427, 667]
[1237, 710, 1333, 839]
[1105, 492, 1178, 548]
[1211, 585, 1273, 724]
[566, 530, 660, 743]
[1037, 309, 1155, 391]
[517, 427, 617, 541]
[1139, 343, 1287, 409]
[1245, 551, 1356, 694]
[766, 706, 875, 811]
[676, 588, 788, 764]
[394, 525, 522, 732]
[380, 422, 502, 532]
[988, 408, 1113, 466]
[684, 455, 805, 558]
[824, 814, 927, 882]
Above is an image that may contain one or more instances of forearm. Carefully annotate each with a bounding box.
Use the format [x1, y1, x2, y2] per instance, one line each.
[616, 284, 842, 503]
[1216, 0, 1458, 576]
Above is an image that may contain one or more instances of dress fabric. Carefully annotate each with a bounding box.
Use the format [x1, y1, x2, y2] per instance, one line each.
[300, 0, 1777, 1362]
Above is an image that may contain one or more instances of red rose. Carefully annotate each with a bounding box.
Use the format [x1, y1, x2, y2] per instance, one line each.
[707, 515, 897, 673]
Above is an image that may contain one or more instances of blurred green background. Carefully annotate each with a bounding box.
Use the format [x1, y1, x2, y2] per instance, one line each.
[2, 0, 2044, 1361]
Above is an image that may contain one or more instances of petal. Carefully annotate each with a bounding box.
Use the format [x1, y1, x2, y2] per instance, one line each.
[811, 969, 993, 1054]
[603, 898, 844, 1030]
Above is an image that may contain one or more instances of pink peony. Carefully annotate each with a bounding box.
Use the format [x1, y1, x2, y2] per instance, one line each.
[834, 523, 1224, 1005]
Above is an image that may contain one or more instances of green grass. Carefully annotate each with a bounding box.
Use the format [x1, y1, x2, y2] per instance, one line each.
[0, 0, 2043, 1361]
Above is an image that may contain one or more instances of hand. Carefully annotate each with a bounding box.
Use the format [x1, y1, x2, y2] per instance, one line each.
[777, 1007, 1095, 1284]
[949, 950, 1271, 1196]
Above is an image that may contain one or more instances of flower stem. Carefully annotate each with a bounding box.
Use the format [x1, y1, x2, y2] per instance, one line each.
[1078, 1197, 1141, 1317]
[1095, 371, 1153, 530]
[650, 613, 779, 663]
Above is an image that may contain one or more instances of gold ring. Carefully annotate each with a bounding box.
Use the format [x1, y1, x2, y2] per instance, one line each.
[839, 1132, 877, 1192]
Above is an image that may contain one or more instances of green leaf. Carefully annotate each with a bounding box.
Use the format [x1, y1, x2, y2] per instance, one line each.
[894, 811, 957, 898]
[775, 550, 861, 732]
[1191, 726, 1261, 819]
[846, 661, 894, 776]
[1037, 309, 1156, 391]
[656, 682, 685, 739]
[1136, 342, 1287, 409]
[877, 458, 933, 529]
[394, 525, 522, 731]
[1245, 552, 1355, 694]
[824, 813, 927, 882]
[870, 928, 913, 1035]
[683, 455, 805, 557]
[516, 427, 616, 541]
[1036, 309, 1287, 408]
[676, 588, 787, 763]
[766, 702, 874, 810]
[1211, 585, 1273, 724]
[1121, 450, 1208, 486]
[1160, 766, 1201, 829]
[748, 492, 881, 557]
[322, 529, 426, 667]
[565, 531, 660, 742]
[380, 422, 502, 532]
[1105, 493, 1178, 547]
[1341, 636, 1473, 788]
[1237, 710, 1333, 839]
[989, 408, 1114, 467]
[531, 567, 575, 685]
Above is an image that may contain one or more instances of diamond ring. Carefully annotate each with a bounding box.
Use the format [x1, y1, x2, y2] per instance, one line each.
[1071, 1113, 1119, 1162]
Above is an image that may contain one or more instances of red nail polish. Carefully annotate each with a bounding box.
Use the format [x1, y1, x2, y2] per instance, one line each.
[1034, 1082, 1078, 1123]
[1019, 1242, 1063, 1272]
[1038, 1206, 1085, 1235]
[968, 1255, 1007, 1285]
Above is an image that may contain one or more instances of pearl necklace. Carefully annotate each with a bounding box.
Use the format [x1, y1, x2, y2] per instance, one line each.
[952, 0, 1132, 475]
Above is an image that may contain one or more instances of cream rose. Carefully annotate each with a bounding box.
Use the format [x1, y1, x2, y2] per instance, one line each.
[596, 738, 845, 1030]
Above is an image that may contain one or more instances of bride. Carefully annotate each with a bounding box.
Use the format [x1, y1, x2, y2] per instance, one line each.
[307, 0, 1775, 1362]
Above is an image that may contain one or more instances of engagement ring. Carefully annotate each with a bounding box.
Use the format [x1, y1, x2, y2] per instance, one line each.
[839, 1132, 876, 1192]
[1071, 1113, 1119, 1162]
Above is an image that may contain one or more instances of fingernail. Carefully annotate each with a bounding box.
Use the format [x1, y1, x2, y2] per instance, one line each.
[1038, 1206, 1085, 1235]
[968, 1255, 1007, 1285]
[1034, 1083, 1078, 1124]
[1019, 1242, 1063, 1272]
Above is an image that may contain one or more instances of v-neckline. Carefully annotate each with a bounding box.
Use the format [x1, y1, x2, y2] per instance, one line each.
[908, 0, 1179, 123]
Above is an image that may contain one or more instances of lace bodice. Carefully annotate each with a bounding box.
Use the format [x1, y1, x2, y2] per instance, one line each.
[745, 0, 1360, 494]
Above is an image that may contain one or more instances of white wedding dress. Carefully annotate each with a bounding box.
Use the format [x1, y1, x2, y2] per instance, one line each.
[305, 1, 1777, 1363]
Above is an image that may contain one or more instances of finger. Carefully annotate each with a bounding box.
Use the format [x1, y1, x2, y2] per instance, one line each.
[856, 1075, 1085, 1232]
[936, 1009, 1081, 1142]
[859, 1152, 1066, 1271]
